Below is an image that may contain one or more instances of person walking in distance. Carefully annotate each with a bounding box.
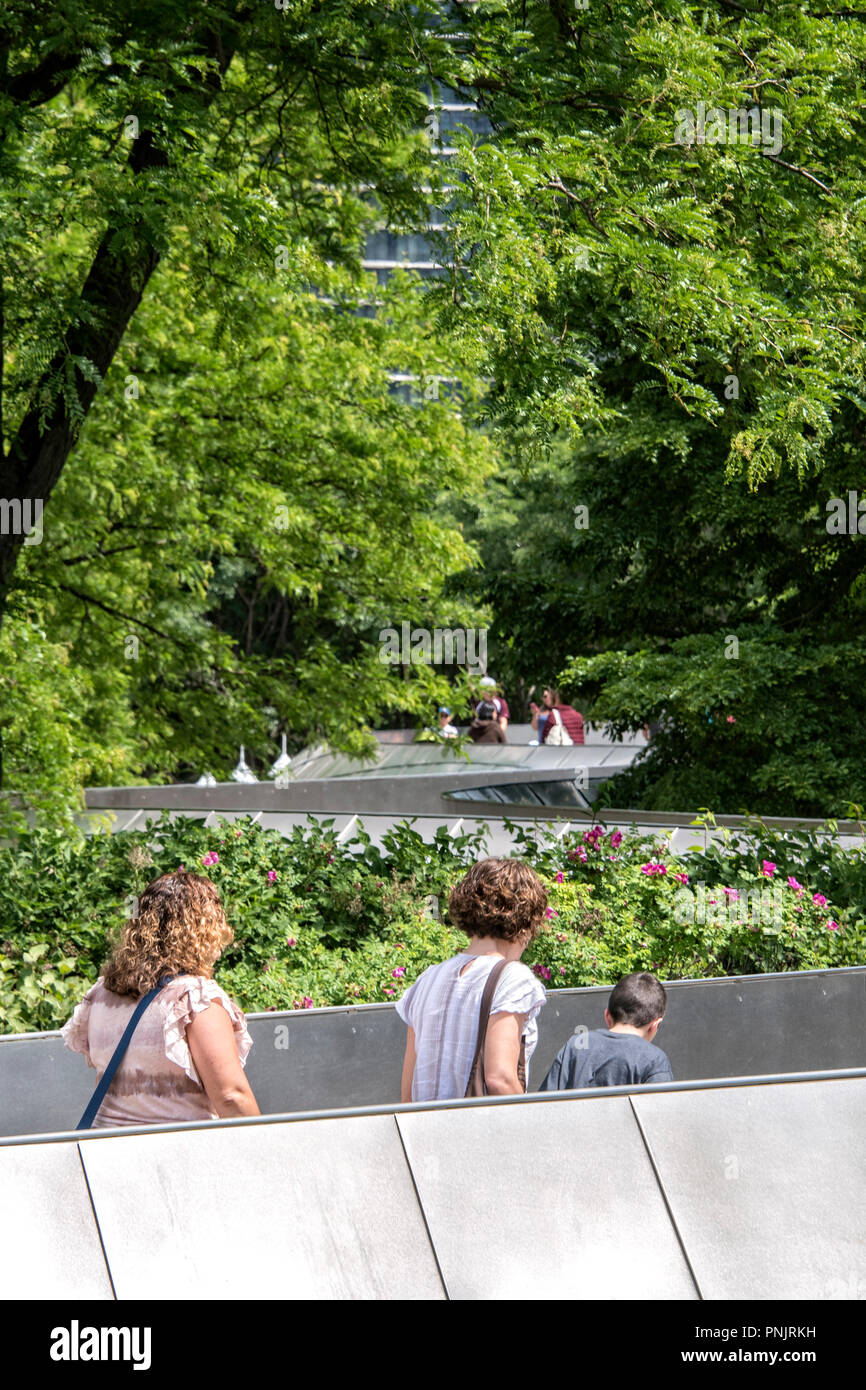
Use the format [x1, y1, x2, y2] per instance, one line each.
[468, 699, 506, 743]
[476, 675, 509, 733]
[540, 687, 585, 745]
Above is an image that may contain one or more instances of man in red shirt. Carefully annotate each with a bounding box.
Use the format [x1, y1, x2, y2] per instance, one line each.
[540, 687, 585, 745]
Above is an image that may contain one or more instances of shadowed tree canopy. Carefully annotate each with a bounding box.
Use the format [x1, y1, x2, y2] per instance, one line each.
[429, 1, 866, 816]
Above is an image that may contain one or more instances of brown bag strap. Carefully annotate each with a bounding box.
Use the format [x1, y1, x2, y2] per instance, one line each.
[465, 958, 509, 1096]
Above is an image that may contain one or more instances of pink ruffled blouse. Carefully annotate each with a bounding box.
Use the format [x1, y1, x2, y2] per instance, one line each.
[61, 975, 253, 1128]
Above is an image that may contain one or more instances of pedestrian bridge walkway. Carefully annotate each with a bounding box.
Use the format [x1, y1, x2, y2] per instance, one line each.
[2, 967, 864, 1300]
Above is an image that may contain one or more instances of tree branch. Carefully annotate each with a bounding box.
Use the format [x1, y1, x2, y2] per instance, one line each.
[761, 152, 832, 194]
[55, 583, 198, 648]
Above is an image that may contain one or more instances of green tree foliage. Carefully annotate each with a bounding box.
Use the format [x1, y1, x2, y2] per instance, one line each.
[436, 1, 866, 480]
[6, 260, 494, 804]
[436, 2, 866, 814]
[451, 408, 866, 813]
[3, 2, 866, 819]
[0, 2, 493, 809]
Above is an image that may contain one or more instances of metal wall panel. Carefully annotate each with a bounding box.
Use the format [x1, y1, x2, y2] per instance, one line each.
[0, 1142, 113, 1298]
[3, 968, 864, 1138]
[0, 1033, 93, 1137]
[396, 1099, 698, 1300]
[244, 1007, 405, 1116]
[250, 968, 866, 1112]
[633, 1078, 866, 1300]
[531, 968, 866, 1087]
[79, 1115, 445, 1300]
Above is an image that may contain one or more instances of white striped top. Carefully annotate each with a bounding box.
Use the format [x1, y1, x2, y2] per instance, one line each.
[395, 953, 547, 1102]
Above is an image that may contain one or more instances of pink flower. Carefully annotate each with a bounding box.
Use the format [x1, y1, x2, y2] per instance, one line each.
[234, 829, 243, 838]
[286, 937, 297, 947]
[392, 967, 405, 978]
[545, 906, 559, 918]
[640, 862, 667, 876]
[327, 855, 334, 863]
[267, 870, 278, 882]
[722, 887, 739, 899]
[787, 877, 803, 894]
[555, 872, 565, 883]
[610, 830, 623, 849]
[827, 919, 840, 931]
[673, 872, 689, 884]
[384, 988, 395, 996]
[559, 967, 566, 975]
[201, 851, 219, 867]
[726, 715, 736, 723]
[556, 933, 568, 943]
[760, 861, 776, 877]
[296, 996, 313, 1010]
[812, 893, 827, 907]
[533, 965, 552, 982]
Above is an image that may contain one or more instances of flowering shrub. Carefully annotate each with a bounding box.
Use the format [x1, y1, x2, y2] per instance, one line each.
[504, 819, 862, 985]
[0, 812, 862, 1032]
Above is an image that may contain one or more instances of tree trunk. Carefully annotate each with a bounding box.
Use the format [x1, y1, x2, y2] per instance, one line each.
[0, 19, 241, 624]
[0, 132, 166, 608]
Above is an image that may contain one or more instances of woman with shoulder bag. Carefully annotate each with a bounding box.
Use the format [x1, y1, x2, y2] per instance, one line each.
[541, 688, 585, 746]
[396, 858, 548, 1102]
[62, 870, 260, 1129]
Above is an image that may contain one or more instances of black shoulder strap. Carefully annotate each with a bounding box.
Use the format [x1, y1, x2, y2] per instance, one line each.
[76, 975, 176, 1131]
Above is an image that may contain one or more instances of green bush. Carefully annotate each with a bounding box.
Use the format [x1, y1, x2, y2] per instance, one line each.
[0, 813, 861, 1033]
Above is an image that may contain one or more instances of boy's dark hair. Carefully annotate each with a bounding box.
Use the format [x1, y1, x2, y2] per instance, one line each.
[476, 700, 497, 720]
[608, 972, 666, 1027]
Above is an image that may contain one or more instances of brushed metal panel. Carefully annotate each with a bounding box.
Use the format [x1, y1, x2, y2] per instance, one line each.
[530, 969, 866, 1087]
[0, 1142, 112, 1298]
[397, 1098, 698, 1300]
[245, 1007, 404, 1113]
[80, 1115, 444, 1300]
[633, 1078, 866, 1300]
[0, 1034, 93, 1138]
[4, 968, 864, 1136]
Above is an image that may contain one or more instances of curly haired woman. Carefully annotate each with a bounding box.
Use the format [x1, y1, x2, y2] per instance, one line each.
[62, 870, 260, 1127]
[396, 857, 548, 1102]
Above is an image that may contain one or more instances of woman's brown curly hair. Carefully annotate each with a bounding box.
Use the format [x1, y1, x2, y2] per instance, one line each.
[101, 871, 233, 998]
[449, 857, 548, 943]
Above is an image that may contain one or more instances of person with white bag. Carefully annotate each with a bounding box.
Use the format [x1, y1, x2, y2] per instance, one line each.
[540, 687, 585, 745]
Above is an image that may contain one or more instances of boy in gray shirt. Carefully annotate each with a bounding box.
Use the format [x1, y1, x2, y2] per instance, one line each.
[539, 972, 673, 1091]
